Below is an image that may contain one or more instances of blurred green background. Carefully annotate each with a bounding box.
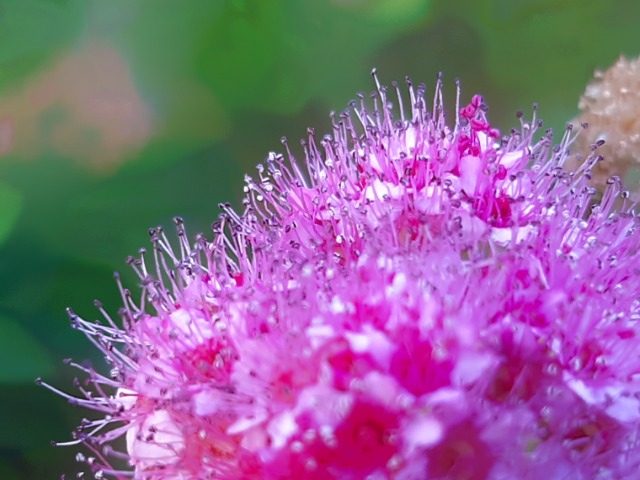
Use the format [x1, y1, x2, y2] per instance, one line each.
[0, 0, 638, 478]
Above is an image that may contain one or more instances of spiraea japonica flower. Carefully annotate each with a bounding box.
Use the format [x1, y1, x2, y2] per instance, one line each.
[40, 71, 640, 479]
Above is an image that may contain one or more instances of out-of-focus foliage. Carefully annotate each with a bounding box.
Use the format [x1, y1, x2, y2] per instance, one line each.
[0, 0, 637, 478]
[0, 181, 21, 246]
[0, 0, 87, 90]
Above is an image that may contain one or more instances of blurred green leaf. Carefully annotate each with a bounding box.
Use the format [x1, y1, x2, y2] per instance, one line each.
[434, 0, 640, 128]
[0, 459, 20, 480]
[0, 0, 86, 90]
[96, 0, 435, 121]
[0, 315, 52, 383]
[0, 181, 21, 246]
[0, 385, 71, 449]
[33, 146, 242, 266]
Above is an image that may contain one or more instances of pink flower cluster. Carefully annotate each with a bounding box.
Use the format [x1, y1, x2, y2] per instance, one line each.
[42, 72, 640, 479]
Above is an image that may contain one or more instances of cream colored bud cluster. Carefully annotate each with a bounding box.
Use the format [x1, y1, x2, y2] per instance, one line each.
[573, 55, 640, 191]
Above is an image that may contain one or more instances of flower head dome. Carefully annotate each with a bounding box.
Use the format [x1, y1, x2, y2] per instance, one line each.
[40, 71, 640, 479]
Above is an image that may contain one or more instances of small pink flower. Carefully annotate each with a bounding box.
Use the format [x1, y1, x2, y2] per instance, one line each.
[390, 328, 452, 396]
[40, 71, 640, 479]
[427, 419, 495, 480]
[329, 399, 399, 472]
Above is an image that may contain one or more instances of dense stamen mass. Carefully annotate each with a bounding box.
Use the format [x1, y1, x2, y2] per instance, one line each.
[41, 72, 640, 479]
